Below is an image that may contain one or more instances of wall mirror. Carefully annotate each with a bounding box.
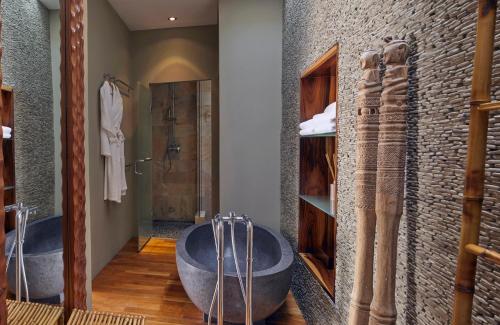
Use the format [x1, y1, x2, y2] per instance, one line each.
[2, 0, 64, 305]
[0, 0, 86, 322]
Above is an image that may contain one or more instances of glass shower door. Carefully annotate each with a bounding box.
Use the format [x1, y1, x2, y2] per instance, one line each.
[136, 82, 153, 251]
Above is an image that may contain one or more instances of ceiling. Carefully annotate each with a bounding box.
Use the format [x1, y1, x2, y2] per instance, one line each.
[107, 0, 218, 31]
[39, 0, 60, 10]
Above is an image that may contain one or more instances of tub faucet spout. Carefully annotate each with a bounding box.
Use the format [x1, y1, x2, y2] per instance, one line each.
[209, 212, 254, 325]
[4, 203, 37, 302]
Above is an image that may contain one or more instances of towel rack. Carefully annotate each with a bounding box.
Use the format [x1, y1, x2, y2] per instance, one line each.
[126, 157, 152, 175]
[103, 73, 134, 97]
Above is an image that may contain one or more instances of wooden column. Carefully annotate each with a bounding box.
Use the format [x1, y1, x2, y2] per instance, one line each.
[349, 50, 381, 325]
[369, 39, 408, 325]
[61, 0, 87, 315]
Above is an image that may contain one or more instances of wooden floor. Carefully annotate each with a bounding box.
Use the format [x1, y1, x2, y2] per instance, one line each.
[92, 238, 305, 325]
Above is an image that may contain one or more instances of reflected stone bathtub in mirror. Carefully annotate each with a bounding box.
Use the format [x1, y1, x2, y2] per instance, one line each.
[5, 215, 63, 302]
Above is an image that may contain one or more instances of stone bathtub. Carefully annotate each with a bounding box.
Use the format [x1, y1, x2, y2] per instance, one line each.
[176, 222, 293, 324]
[5, 215, 64, 301]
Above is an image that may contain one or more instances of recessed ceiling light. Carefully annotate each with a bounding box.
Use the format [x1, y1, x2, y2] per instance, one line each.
[169, 17, 177, 21]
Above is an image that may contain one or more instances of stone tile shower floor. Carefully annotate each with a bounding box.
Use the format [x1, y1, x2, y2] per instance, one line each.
[92, 238, 305, 325]
[152, 220, 194, 239]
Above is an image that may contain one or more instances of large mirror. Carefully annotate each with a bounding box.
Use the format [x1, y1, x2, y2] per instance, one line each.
[1, 0, 64, 306]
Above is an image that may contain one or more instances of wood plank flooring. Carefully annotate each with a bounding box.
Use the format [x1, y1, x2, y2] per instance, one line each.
[92, 238, 305, 325]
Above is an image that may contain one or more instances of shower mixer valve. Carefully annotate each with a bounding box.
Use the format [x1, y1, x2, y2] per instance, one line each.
[167, 144, 181, 153]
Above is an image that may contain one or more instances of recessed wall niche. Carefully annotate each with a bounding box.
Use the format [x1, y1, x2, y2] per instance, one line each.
[298, 44, 338, 299]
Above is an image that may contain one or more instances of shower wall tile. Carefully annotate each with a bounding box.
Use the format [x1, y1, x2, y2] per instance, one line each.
[151, 82, 198, 222]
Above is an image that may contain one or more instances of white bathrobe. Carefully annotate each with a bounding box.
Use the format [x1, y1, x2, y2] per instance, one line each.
[100, 81, 127, 203]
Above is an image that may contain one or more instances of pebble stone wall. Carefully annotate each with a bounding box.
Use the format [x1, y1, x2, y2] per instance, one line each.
[1, 0, 55, 217]
[281, 1, 500, 324]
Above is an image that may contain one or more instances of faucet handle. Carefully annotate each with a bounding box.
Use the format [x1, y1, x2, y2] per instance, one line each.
[25, 206, 38, 215]
[4, 204, 19, 213]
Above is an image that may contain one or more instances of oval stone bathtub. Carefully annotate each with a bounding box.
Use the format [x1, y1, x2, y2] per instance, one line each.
[5, 215, 63, 300]
[176, 222, 293, 324]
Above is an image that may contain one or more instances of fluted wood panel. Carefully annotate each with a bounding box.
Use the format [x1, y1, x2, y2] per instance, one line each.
[61, 0, 87, 314]
[0, 1, 87, 323]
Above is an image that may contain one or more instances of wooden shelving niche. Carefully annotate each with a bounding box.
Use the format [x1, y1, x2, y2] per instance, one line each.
[298, 45, 338, 299]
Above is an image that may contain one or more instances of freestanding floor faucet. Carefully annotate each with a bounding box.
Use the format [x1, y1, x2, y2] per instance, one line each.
[4, 203, 37, 302]
[209, 212, 254, 325]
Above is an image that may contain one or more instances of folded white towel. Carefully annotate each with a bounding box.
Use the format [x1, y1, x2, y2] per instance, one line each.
[300, 118, 335, 130]
[2, 126, 11, 135]
[312, 111, 335, 121]
[299, 102, 337, 130]
[324, 102, 336, 114]
[312, 102, 336, 121]
[299, 123, 336, 136]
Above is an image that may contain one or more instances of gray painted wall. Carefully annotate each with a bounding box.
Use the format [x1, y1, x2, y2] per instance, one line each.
[49, 10, 62, 216]
[130, 26, 220, 218]
[219, 0, 282, 230]
[87, 0, 137, 278]
[86, 3, 220, 278]
[282, 1, 500, 324]
[130, 26, 219, 86]
[1, 0, 55, 217]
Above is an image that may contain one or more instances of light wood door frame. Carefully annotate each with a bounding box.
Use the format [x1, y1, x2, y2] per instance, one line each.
[0, 0, 87, 322]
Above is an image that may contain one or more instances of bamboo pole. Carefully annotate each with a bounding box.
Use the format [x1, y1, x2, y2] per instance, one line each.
[452, 1, 497, 324]
[369, 39, 408, 325]
[349, 49, 382, 325]
[465, 244, 500, 265]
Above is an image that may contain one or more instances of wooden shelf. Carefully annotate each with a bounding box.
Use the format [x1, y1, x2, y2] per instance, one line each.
[299, 195, 335, 217]
[298, 44, 339, 300]
[299, 253, 335, 297]
[300, 132, 336, 138]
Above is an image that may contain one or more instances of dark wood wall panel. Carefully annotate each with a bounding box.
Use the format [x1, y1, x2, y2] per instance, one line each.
[0, 0, 7, 319]
[300, 77, 330, 122]
[1, 87, 15, 231]
[300, 137, 329, 196]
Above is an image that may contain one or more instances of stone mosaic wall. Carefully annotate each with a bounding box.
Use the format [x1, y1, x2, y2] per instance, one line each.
[1, 0, 55, 217]
[281, 1, 500, 324]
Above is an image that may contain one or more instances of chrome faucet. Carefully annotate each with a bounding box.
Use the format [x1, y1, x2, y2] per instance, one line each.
[209, 212, 254, 325]
[4, 203, 37, 302]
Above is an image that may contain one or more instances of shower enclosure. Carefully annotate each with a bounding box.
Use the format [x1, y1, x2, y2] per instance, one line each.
[136, 80, 213, 250]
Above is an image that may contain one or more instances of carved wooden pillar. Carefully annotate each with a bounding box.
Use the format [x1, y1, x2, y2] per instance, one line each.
[368, 39, 408, 325]
[61, 0, 87, 315]
[349, 50, 381, 325]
